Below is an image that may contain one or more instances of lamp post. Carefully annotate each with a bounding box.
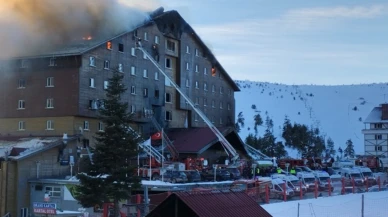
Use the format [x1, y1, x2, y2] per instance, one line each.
[161, 168, 166, 182]
[252, 163, 257, 180]
[285, 163, 290, 175]
[62, 133, 68, 145]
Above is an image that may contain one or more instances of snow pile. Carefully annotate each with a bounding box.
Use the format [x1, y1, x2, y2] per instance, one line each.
[263, 191, 388, 217]
[0, 138, 59, 158]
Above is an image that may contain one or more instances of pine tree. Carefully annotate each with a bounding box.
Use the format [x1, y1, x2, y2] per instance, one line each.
[76, 71, 141, 216]
[253, 113, 263, 136]
[235, 112, 245, 133]
[344, 139, 355, 158]
[325, 137, 336, 158]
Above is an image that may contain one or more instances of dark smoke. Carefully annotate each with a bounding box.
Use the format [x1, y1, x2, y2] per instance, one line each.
[0, 0, 161, 58]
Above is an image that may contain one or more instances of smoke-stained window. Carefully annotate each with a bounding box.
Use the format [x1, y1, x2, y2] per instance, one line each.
[211, 67, 216, 77]
[118, 43, 124, 52]
[165, 58, 171, 68]
[166, 40, 175, 52]
[106, 41, 112, 50]
[165, 93, 172, 103]
[89, 57, 95, 67]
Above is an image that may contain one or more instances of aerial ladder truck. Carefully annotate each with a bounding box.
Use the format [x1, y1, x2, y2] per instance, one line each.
[135, 38, 241, 163]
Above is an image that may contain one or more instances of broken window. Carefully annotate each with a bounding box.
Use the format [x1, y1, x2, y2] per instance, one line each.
[211, 66, 216, 77]
[118, 43, 124, 52]
[166, 40, 175, 52]
[165, 58, 171, 68]
[107, 41, 112, 50]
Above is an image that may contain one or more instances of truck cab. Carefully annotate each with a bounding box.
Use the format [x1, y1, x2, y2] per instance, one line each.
[297, 172, 316, 191]
[231, 178, 272, 202]
[269, 178, 295, 199]
[354, 166, 376, 185]
[314, 171, 333, 191]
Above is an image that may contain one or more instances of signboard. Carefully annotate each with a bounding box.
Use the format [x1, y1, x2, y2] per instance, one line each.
[33, 202, 57, 215]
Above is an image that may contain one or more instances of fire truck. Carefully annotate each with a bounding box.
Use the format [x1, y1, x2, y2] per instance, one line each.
[134, 37, 270, 179]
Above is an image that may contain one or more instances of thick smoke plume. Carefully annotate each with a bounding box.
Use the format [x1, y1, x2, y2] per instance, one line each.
[0, 0, 160, 58]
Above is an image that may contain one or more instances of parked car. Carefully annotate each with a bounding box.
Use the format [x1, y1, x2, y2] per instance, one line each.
[201, 168, 231, 181]
[163, 170, 188, 183]
[225, 167, 242, 180]
[366, 185, 388, 192]
[183, 170, 201, 182]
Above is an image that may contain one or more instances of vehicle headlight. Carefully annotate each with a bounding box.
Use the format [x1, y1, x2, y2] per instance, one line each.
[306, 184, 309, 188]
[296, 187, 300, 191]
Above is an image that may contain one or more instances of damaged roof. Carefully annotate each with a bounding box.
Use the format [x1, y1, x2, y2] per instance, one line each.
[7, 7, 239, 91]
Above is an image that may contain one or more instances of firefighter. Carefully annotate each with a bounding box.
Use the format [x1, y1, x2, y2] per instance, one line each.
[256, 167, 260, 177]
[277, 167, 282, 174]
[290, 166, 296, 175]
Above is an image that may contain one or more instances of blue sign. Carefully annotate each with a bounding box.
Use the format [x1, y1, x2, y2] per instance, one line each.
[33, 202, 56, 209]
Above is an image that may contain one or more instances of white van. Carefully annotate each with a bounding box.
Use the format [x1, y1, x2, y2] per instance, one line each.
[275, 174, 307, 195]
[297, 172, 316, 191]
[353, 166, 376, 185]
[314, 171, 333, 191]
[340, 167, 364, 186]
[269, 178, 295, 200]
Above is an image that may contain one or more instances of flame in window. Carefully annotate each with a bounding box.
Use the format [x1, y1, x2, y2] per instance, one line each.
[82, 36, 92, 40]
[211, 66, 216, 77]
[107, 41, 112, 50]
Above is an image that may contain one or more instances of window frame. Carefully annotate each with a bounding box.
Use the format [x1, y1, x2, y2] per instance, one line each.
[46, 77, 54, 87]
[46, 120, 54, 130]
[45, 186, 61, 197]
[18, 121, 25, 131]
[18, 100, 25, 109]
[46, 98, 54, 109]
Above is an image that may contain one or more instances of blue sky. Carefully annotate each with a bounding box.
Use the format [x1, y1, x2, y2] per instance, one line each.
[159, 0, 388, 85]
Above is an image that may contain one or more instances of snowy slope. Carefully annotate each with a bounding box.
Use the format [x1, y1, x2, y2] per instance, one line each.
[235, 81, 388, 157]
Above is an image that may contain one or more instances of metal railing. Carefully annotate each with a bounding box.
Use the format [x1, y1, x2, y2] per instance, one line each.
[245, 144, 270, 159]
[150, 117, 179, 160]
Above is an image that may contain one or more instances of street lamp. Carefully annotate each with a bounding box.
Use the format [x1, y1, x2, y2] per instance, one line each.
[252, 163, 257, 180]
[213, 164, 217, 182]
[285, 163, 290, 175]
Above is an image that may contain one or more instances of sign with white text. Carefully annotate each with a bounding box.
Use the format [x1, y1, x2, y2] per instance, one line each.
[33, 202, 57, 214]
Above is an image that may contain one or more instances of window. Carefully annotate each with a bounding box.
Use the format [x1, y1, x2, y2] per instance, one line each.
[166, 40, 175, 52]
[186, 62, 189, 70]
[45, 186, 61, 197]
[46, 98, 54, 108]
[194, 114, 198, 121]
[165, 58, 171, 68]
[143, 88, 148, 97]
[89, 56, 96, 67]
[186, 45, 190, 53]
[49, 58, 56, 66]
[195, 64, 198, 72]
[104, 81, 109, 90]
[220, 86, 224, 94]
[220, 117, 223, 124]
[154, 72, 159, 80]
[104, 60, 110, 69]
[195, 97, 199, 105]
[211, 67, 216, 77]
[165, 111, 172, 121]
[154, 90, 159, 98]
[21, 59, 29, 68]
[185, 79, 189, 87]
[143, 69, 148, 78]
[204, 82, 208, 91]
[154, 35, 160, 44]
[165, 93, 172, 103]
[375, 134, 382, 140]
[195, 49, 199, 56]
[165, 77, 171, 86]
[118, 43, 124, 52]
[211, 100, 215, 108]
[18, 100, 25, 109]
[106, 41, 112, 50]
[84, 121, 89, 130]
[227, 103, 231, 110]
[375, 146, 383, 151]
[46, 77, 54, 87]
[118, 63, 123, 72]
[228, 89, 232, 96]
[98, 122, 104, 131]
[131, 66, 136, 75]
[89, 78, 95, 88]
[195, 81, 199, 89]
[18, 79, 25, 88]
[204, 67, 207, 75]
[46, 120, 54, 130]
[143, 52, 147, 59]
[212, 85, 215, 92]
[131, 47, 136, 56]
[144, 32, 148, 41]
[131, 86, 136, 94]
[211, 116, 215, 123]
[203, 98, 207, 106]
[18, 121, 25, 130]
[130, 105, 136, 114]
[219, 102, 223, 109]
[376, 123, 383, 128]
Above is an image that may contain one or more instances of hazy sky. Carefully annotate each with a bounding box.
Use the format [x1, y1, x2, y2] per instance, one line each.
[160, 0, 388, 85]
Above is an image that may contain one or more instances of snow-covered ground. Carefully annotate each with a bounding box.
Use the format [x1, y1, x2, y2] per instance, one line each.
[263, 191, 388, 217]
[235, 81, 388, 157]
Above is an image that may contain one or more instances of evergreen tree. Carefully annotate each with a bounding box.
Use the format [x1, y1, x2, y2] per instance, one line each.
[344, 139, 355, 158]
[253, 113, 263, 136]
[235, 112, 245, 133]
[325, 137, 336, 158]
[76, 71, 141, 216]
